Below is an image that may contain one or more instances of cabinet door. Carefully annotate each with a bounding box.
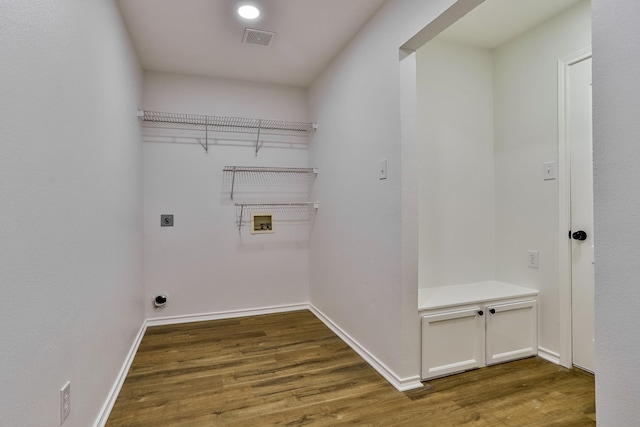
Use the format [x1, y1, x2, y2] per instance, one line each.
[421, 308, 485, 379]
[485, 300, 537, 366]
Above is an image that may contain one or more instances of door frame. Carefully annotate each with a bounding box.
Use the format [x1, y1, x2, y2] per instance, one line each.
[557, 47, 592, 369]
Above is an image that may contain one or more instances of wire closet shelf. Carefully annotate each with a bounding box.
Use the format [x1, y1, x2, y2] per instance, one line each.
[138, 110, 317, 154]
[235, 202, 319, 233]
[223, 166, 318, 200]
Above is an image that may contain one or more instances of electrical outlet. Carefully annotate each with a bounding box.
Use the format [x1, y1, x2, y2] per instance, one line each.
[543, 161, 557, 180]
[527, 250, 539, 268]
[160, 214, 174, 227]
[60, 381, 70, 425]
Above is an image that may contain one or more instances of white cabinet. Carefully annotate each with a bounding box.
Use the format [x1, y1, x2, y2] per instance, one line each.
[419, 281, 538, 380]
[485, 300, 537, 366]
[421, 308, 485, 379]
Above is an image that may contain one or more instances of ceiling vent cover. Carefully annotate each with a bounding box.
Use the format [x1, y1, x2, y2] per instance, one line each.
[243, 28, 276, 47]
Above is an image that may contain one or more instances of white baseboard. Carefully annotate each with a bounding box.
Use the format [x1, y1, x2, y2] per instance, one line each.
[538, 346, 561, 365]
[94, 321, 147, 427]
[308, 304, 423, 392]
[145, 303, 309, 327]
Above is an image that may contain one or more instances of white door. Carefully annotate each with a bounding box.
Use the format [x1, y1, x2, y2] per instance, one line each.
[569, 56, 595, 373]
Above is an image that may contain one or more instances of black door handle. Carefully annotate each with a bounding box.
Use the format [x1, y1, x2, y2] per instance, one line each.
[489, 308, 496, 314]
[572, 230, 588, 241]
[477, 310, 484, 316]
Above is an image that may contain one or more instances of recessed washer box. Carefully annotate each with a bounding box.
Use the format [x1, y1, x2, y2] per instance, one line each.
[251, 214, 274, 234]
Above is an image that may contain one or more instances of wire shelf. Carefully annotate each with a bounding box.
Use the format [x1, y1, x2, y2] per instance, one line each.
[235, 202, 319, 233]
[139, 110, 316, 153]
[223, 166, 317, 200]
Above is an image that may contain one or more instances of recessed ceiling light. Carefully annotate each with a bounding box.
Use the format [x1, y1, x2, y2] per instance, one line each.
[238, 5, 260, 20]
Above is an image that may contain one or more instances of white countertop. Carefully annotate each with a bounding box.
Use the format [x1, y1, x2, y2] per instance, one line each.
[418, 280, 538, 311]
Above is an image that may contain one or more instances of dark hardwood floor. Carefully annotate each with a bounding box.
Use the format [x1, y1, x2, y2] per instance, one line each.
[106, 310, 595, 426]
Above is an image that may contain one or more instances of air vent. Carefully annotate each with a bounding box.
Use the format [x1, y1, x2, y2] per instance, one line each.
[243, 28, 276, 47]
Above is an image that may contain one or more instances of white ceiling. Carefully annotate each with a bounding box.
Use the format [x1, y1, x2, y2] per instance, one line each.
[117, 0, 586, 88]
[116, 0, 387, 88]
[438, 0, 585, 49]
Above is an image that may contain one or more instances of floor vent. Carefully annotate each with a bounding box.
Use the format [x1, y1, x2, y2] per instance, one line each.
[243, 28, 276, 47]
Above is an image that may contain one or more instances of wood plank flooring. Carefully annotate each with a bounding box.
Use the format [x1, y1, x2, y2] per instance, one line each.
[106, 310, 595, 426]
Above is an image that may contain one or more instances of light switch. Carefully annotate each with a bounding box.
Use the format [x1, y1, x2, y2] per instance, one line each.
[379, 159, 387, 180]
[543, 161, 557, 180]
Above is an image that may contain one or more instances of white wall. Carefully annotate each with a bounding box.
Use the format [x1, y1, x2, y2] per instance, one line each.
[492, 0, 591, 358]
[142, 72, 311, 318]
[0, 2, 144, 426]
[592, 0, 640, 424]
[308, 0, 478, 382]
[417, 39, 496, 288]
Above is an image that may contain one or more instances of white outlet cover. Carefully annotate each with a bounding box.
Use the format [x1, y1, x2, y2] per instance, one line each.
[527, 250, 539, 268]
[543, 161, 557, 180]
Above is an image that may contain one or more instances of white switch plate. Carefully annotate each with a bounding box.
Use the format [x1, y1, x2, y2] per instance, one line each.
[379, 159, 387, 180]
[543, 161, 557, 180]
[527, 250, 539, 268]
[60, 381, 71, 425]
